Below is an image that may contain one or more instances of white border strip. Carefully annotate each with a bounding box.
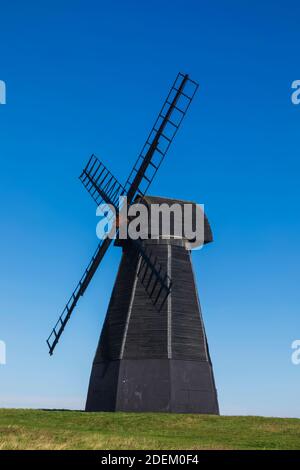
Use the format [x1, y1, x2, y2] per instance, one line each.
[189, 250, 209, 361]
[167, 244, 172, 359]
[120, 257, 142, 359]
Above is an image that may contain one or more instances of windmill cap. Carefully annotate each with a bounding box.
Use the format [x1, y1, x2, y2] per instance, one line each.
[122, 195, 213, 246]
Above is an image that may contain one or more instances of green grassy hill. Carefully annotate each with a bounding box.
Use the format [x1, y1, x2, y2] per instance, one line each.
[0, 409, 300, 450]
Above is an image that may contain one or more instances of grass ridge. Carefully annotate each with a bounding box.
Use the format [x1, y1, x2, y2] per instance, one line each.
[0, 409, 299, 450]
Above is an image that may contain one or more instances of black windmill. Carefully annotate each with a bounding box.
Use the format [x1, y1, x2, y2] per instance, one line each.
[47, 73, 219, 414]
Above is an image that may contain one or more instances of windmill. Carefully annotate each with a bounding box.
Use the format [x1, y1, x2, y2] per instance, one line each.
[47, 73, 219, 414]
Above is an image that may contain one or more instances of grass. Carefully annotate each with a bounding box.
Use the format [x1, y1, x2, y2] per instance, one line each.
[0, 409, 299, 450]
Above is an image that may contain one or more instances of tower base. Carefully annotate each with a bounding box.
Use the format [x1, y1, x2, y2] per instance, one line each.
[86, 358, 219, 414]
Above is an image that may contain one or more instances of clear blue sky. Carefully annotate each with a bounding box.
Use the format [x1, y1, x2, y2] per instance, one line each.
[0, 0, 299, 417]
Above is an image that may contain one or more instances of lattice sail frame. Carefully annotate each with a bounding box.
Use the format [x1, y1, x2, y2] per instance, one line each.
[46, 73, 198, 355]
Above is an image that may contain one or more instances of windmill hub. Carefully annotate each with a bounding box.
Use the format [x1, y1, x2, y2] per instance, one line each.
[47, 73, 219, 414]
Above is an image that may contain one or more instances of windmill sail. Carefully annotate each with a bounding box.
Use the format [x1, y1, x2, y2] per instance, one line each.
[47, 72, 199, 355]
[47, 236, 113, 355]
[79, 154, 126, 209]
[125, 73, 199, 202]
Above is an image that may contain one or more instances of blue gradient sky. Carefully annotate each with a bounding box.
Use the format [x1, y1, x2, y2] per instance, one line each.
[0, 0, 300, 417]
